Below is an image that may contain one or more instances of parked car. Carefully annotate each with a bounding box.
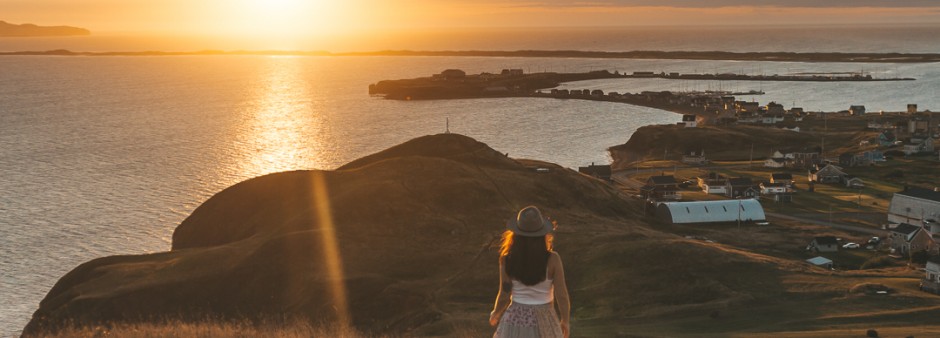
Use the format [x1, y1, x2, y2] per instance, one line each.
[868, 237, 881, 245]
[843, 242, 860, 249]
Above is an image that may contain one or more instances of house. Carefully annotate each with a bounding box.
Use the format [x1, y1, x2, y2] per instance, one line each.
[809, 236, 839, 253]
[806, 256, 833, 269]
[908, 115, 931, 134]
[726, 177, 759, 199]
[770, 173, 794, 186]
[578, 163, 612, 181]
[764, 151, 788, 168]
[641, 175, 681, 201]
[808, 164, 846, 184]
[681, 150, 708, 165]
[655, 199, 766, 225]
[786, 151, 822, 169]
[888, 223, 931, 256]
[842, 176, 865, 188]
[860, 150, 886, 162]
[760, 182, 792, 202]
[849, 105, 866, 116]
[698, 172, 728, 195]
[839, 152, 872, 167]
[908, 104, 919, 114]
[903, 135, 935, 155]
[887, 186, 940, 227]
[681, 114, 698, 128]
[921, 257, 940, 294]
[878, 130, 897, 146]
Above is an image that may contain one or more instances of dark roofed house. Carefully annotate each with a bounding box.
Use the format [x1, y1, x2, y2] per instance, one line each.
[809, 236, 839, 253]
[726, 177, 759, 199]
[578, 163, 612, 181]
[641, 175, 681, 201]
[808, 164, 846, 184]
[889, 223, 931, 255]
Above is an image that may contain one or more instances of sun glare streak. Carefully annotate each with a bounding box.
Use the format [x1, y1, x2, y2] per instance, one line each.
[311, 171, 350, 327]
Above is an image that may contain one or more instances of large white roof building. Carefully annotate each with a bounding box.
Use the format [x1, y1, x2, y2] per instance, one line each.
[656, 199, 766, 224]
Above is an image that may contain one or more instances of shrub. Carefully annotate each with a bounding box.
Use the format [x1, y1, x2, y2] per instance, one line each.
[860, 255, 894, 270]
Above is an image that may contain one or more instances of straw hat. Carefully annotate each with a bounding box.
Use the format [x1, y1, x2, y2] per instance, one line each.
[506, 206, 554, 237]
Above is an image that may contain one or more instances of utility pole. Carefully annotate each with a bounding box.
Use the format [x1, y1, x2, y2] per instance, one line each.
[749, 143, 754, 168]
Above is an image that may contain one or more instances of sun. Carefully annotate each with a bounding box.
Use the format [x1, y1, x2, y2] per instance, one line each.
[232, 0, 347, 38]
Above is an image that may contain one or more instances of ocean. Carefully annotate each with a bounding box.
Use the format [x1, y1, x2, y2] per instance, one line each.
[2, 26, 939, 334]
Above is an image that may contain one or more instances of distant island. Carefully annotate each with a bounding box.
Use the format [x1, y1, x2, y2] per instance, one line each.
[0, 21, 90, 37]
[2, 49, 940, 63]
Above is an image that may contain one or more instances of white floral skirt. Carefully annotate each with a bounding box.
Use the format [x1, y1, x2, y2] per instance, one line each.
[494, 302, 564, 338]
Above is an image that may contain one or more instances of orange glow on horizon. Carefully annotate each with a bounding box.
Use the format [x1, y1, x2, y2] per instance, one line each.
[4, 1, 940, 51]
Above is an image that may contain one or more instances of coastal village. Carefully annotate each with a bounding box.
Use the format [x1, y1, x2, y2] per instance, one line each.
[374, 68, 940, 296]
[571, 82, 940, 295]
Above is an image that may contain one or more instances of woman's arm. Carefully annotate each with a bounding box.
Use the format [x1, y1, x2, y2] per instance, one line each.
[552, 252, 571, 338]
[489, 257, 512, 326]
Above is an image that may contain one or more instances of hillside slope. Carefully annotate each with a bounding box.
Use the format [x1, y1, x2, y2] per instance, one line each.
[23, 133, 937, 337]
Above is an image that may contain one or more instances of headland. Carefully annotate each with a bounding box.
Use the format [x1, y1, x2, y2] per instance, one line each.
[0, 21, 89, 37]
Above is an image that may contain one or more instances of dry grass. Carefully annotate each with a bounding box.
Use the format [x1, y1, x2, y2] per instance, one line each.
[31, 320, 485, 338]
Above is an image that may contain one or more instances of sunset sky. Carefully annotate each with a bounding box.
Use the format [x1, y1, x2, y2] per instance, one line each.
[4, 0, 940, 51]
[6, 0, 940, 34]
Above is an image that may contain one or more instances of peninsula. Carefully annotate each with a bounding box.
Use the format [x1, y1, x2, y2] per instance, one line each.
[0, 21, 89, 37]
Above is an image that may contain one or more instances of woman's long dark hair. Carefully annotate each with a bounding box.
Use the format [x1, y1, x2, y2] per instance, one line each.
[499, 230, 554, 286]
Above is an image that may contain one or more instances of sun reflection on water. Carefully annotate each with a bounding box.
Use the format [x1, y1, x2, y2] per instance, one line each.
[239, 56, 326, 177]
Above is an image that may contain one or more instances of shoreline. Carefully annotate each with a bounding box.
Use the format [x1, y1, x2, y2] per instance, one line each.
[2, 49, 940, 63]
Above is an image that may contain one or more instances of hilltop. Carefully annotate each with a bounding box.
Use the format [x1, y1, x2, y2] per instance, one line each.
[23, 133, 940, 337]
[608, 120, 876, 169]
[0, 21, 89, 37]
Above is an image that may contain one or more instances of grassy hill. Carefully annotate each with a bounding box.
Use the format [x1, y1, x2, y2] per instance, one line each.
[23, 134, 940, 337]
[608, 121, 877, 169]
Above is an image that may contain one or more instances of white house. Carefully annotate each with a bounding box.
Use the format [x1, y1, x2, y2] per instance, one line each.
[922, 257, 940, 294]
[764, 151, 788, 168]
[682, 114, 698, 128]
[698, 172, 728, 195]
[903, 136, 936, 155]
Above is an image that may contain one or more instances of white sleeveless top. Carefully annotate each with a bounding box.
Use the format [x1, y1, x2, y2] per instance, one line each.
[510, 278, 554, 305]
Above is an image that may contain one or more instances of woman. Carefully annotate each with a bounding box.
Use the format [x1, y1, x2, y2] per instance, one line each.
[489, 206, 570, 338]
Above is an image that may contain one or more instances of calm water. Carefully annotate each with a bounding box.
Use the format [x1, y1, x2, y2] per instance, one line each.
[2, 29, 940, 334]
